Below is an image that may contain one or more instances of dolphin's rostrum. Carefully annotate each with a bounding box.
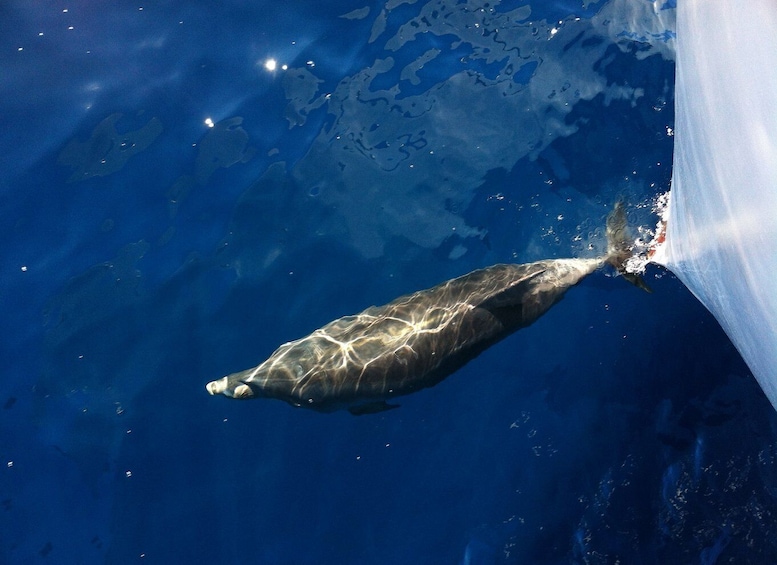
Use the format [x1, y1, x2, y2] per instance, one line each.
[207, 203, 645, 415]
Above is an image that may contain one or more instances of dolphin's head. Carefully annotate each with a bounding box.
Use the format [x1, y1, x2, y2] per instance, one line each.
[206, 357, 299, 401]
[205, 375, 256, 400]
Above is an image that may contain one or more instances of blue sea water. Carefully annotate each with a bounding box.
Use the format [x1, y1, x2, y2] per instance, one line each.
[2, 0, 776, 563]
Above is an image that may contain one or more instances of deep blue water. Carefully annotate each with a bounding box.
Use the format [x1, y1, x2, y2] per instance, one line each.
[2, 0, 776, 563]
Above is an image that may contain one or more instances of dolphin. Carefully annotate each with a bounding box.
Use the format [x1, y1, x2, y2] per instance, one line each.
[206, 203, 647, 415]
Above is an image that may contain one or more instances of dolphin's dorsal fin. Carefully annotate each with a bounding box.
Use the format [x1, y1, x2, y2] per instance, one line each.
[478, 269, 546, 311]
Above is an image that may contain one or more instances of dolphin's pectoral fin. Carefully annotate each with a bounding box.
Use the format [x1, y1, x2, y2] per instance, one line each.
[348, 401, 400, 416]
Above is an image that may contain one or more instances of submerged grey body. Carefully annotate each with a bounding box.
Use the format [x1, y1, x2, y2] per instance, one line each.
[207, 203, 640, 415]
[207, 258, 603, 414]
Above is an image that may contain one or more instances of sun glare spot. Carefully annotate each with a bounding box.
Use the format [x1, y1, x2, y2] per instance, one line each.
[264, 58, 277, 71]
[204, 117, 214, 128]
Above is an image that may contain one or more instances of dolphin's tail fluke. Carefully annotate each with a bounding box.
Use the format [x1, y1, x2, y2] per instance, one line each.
[605, 201, 652, 293]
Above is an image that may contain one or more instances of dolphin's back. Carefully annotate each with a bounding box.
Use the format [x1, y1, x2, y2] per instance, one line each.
[296, 263, 545, 401]
[207, 258, 601, 412]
